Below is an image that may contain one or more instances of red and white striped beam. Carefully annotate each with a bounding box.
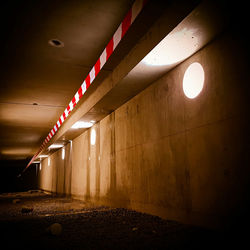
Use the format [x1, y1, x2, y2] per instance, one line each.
[22, 0, 147, 173]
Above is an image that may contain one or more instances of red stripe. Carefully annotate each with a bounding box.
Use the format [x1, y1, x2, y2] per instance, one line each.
[67, 104, 71, 113]
[53, 128, 56, 134]
[59, 117, 62, 125]
[72, 96, 76, 107]
[106, 38, 114, 60]
[63, 112, 66, 120]
[122, 9, 132, 38]
[94, 58, 101, 76]
[85, 74, 91, 89]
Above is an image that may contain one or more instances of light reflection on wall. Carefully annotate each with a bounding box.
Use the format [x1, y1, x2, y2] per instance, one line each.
[62, 147, 65, 160]
[142, 28, 199, 66]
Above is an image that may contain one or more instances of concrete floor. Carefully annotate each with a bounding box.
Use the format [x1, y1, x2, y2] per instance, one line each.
[0, 191, 239, 250]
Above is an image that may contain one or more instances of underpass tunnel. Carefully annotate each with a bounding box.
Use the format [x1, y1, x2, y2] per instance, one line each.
[0, 0, 249, 249]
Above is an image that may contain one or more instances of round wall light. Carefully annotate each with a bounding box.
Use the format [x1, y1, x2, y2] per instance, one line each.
[91, 129, 96, 146]
[183, 62, 204, 99]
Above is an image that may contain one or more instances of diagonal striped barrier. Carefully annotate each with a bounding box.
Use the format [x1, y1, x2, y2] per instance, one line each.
[21, 0, 148, 174]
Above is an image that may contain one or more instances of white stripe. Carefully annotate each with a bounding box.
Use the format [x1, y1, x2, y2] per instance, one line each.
[131, 0, 143, 24]
[64, 109, 69, 118]
[60, 115, 64, 123]
[100, 49, 106, 69]
[51, 129, 54, 135]
[113, 24, 122, 50]
[69, 101, 73, 111]
[54, 125, 57, 132]
[89, 67, 95, 84]
[57, 120, 60, 128]
[81, 81, 87, 93]
[75, 92, 79, 104]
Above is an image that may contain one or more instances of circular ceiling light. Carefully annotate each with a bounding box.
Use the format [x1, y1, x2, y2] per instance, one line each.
[183, 62, 204, 99]
[48, 39, 64, 48]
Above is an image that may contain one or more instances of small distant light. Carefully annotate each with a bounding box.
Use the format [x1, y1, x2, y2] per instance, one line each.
[91, 128, 96, 146]
[183, 62, 204, 99]
[49, 144, 64, 149]
[71, 121, 93, 129]
[62, 148, 65, 160]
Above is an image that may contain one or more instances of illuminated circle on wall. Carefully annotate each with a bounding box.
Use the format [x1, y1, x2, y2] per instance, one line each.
[183, 62, 204, 99]
[91, 129, 96, 146]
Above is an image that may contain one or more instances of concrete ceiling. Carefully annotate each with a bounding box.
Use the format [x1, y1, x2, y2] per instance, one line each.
[0, 0, 134, 161]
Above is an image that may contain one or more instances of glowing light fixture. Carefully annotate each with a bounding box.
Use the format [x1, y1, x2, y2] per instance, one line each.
[142, 28, 199, 66]
[39, 155, 48, 158]
[183, 62, 204, 99]
[71, 121, 94, 129]
[49, 144, 64, 149]
[91, 128, 96, 145]
[62, 148, 65, 160]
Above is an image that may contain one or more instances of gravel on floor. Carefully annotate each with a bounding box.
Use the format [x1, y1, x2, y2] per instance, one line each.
[0, 191, 233, 249]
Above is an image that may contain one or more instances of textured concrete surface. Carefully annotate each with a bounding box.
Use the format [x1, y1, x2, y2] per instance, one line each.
[38, 28, 250, 229]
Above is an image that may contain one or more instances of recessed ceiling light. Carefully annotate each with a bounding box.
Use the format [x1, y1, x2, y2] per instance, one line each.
[48, 39, 64, 48]
[48, 144, 64, 149]
[39, 155, 48, 158]
[71, 121, 93, 129]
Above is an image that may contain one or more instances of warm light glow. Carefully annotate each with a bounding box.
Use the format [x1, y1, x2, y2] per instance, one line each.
[142, 28, 199, 66]
[39, 155, 48, 158]
[71, 121, 94, 129]
[49, 144, 64, 149]
[39, 164, 42, 171]
[91, 129, 96, 146]
[1, 148, 32, 155]
[183, 62, 204, 99]
[62, 148, 65, 160]
[48, 157, 50, 166]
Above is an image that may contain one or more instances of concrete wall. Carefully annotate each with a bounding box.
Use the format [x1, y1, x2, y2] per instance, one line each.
[38, 30, 250, 229]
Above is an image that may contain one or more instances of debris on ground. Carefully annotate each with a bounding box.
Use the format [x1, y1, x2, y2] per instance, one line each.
[0, 191, 225, 249]
[46, 223, 63, 236]
[12, 199, 21, 204]
[21, 207, 34, 213]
